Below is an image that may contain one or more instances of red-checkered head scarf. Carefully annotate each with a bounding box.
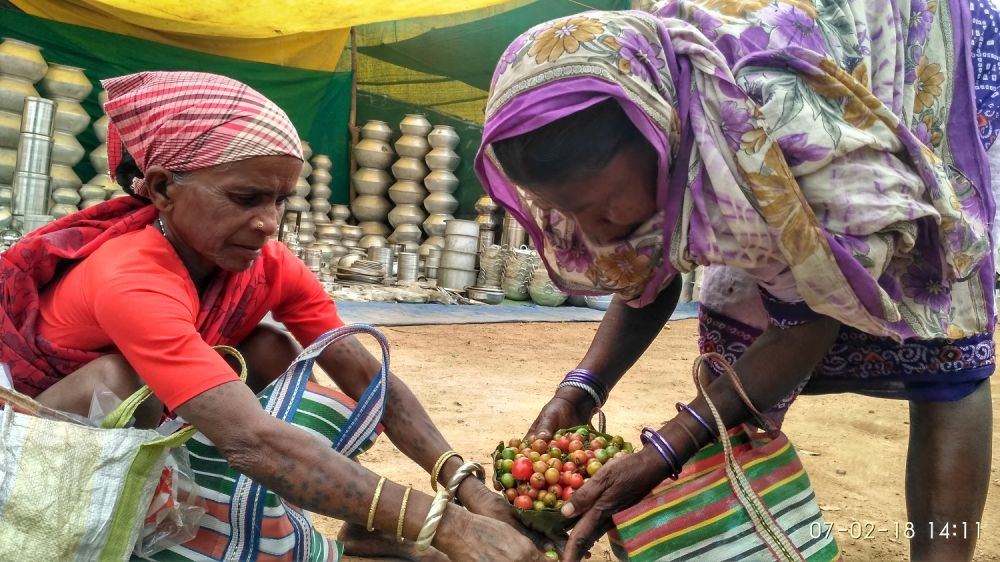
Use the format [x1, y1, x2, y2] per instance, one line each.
[103, 71, 303, 198]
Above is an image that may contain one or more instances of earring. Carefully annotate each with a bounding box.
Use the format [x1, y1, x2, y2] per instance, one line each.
[256, 221, 265, 228]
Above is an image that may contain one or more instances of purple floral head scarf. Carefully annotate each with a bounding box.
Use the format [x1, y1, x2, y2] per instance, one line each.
[476, 4, 993, 342]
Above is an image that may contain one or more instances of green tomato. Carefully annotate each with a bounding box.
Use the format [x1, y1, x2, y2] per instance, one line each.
[577, 428, 590, 438]
[611, 435, 625, 446]
[594, 448, 611, 464]
[500, 459, 515, 473]
[501, 447, 517, 460]
[623, 442, 634, 454]
[533, 500, 546, 512]
[500, 473, 516, 489]
[546, 550, 559, 560]
[605, 445, 620, 457]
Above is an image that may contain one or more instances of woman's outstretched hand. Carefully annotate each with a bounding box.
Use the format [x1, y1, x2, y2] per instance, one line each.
[460, 481, 566, 553]
[558, 447, 671, 562]
[525, 386, 597, 443]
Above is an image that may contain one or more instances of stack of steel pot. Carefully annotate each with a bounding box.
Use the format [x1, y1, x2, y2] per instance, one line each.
[11, 97, 55, 233]
[0, 38, 49, 227]
[474, 195, 500, 251]
[388, 114, 431, 252]
[287, 142, 313, 239]
[422, 125, 460, 253]
[81, 89, 114, 208]
[39, 64, 91, 217]
[352, 120, 394, 243]
[528, 265, 569, 307]
[310, 154, 333, 224]
[437, 218, 479, 290]
[502, 247, 537, 301]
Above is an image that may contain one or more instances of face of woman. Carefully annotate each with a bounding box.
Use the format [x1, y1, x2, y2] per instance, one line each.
[149, 154, 301, 275]
[524, 146, 659, 245]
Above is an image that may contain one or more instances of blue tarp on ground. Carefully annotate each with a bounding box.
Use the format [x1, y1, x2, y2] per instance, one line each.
[329, 301, 701, 327]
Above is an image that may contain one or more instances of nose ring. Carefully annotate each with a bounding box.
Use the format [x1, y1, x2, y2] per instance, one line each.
[256, 221, 264, 228]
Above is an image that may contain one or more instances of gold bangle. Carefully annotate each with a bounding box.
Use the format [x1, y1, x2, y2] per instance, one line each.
[430, 451, 461, 492]
[397, 486, 412, 542]
[367, 477, 387, 532]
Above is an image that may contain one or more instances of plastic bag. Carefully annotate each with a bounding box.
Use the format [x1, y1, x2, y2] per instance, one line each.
[134, 446, 207, 557]
[85, 383, 206, 556]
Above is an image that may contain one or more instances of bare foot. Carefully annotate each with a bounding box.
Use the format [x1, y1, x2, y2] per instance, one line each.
[338, 522, 451, 561]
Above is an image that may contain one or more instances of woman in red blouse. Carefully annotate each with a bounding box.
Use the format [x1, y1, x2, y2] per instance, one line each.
[0, 71, 550, 562]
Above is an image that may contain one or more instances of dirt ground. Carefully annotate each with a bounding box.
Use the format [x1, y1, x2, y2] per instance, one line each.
[310, 319, 1000, 561]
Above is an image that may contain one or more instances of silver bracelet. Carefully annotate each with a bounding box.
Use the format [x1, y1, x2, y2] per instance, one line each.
[414, 461, 485, 552]
[556, 380, 603, 408]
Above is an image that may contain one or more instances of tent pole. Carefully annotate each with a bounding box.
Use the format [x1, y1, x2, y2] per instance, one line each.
[348, 26, 359, 203]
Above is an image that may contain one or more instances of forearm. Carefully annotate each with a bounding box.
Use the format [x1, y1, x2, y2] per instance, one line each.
[656, 316, 841, 463]
[234, 417, 469, 547]
[564, 277, 681, 398]
[317, 336, 489, 503]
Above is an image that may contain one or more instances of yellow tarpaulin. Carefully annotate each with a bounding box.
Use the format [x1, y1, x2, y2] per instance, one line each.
[8, 0, 511, 70]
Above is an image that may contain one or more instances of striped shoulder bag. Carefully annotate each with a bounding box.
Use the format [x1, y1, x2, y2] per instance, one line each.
[146, 324, 389, 562]
[608, 353, 844, 562]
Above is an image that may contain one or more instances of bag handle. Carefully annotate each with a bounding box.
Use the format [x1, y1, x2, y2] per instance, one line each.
[100, 346, 247, 433]
[691, 353, 804, 562]
[265, 324, 390, 459]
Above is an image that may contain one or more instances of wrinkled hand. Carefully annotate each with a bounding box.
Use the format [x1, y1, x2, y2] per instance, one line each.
[459, 479, 566, 553]
[526, 387, 596, 443]
[438, 507, 555, 562]
[559, 448, 670, 562]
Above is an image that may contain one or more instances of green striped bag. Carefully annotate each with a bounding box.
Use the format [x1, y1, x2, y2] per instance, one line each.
[608, 353, 843, 562]
[145, 324, 387, 562]
[0, 346, 243, 562]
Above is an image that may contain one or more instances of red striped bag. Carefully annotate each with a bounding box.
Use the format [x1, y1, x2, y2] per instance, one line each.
[608, 353, 843, 562]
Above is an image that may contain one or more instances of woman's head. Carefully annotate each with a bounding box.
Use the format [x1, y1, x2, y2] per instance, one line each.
[103, 71, 303, 274]
[491, 98, 659, 244]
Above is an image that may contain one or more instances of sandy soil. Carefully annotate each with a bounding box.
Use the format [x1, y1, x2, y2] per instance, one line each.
[309, 320, 1000, 561]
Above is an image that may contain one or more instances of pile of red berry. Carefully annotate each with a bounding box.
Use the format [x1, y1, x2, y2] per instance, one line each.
[492, 426, 634, 514]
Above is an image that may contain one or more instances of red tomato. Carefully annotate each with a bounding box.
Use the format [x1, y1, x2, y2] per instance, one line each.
[530, 473, 547, 489]
[531, 439, 549, 454]
[517, 483, 532, 497]
[561, 486, 574, 501]
[572, 451, 588, 465]
[547, 484, 563, 497]
[548, 440, 560, 450]
[505, 488, 519, 502]
[568, 440, 584, 453]
[544, 467, 560, 484]
[508, 437, 522, 448]
[590, 439, 604, 451]
[548, 459, 563, 473]
[569, 473, 585, 489]
[563, 462, 577, 473]
[560, 471, 573, 486]
[512, 458, 533, 480]
[557, 436, 572, 452]
[570, 432, 585, 442]
[527, 488, 539, 499]
[514, 495, 534, 510]
[585, 450, 596, 461]
[533, 461, 549, 475]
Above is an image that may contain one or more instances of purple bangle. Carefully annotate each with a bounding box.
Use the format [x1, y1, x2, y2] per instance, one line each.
[563, 369, 610, 405]
[640, 428, 680, 479]
[676, 403, 718, 441]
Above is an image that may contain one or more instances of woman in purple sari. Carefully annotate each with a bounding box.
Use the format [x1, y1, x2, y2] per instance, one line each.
[476, 1, 999, 560]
